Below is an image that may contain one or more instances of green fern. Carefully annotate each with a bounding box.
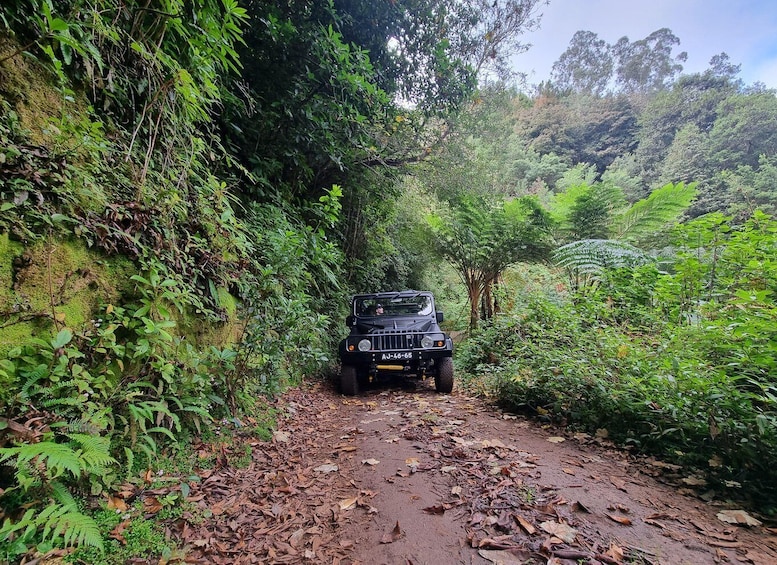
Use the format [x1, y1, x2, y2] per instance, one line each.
[553, 239, 651, 275]
[0, 442, 82, 479]
[66, 433, 116, 471]
[0, 498, 103, 551]
[613, 182, 697, 240]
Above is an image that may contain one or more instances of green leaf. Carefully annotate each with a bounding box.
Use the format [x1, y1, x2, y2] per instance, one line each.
[51, 329, 73, 349]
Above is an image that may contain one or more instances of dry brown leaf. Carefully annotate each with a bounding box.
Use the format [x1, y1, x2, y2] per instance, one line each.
[571, 501, 590, 513]
[143, 496, 163, 514]
[314, 463, 339, 473]
[514, 515, 536, 535]
[609, 476, 627, 492]
[606, 513, 633, 526]
[105, 494, 128, 512]
[338, 497, 358, 511]
[478, 549, 528, 564]
[539, 521, 577, 543]
[546, 436, 565, 443]
[605, 542, 625, 562]
[380, 520, 402, 544]
[361, 458, 380, 466]
[422, 504, 446, 515]
[716, 509, 762, 527]
[109, 520, 131, 545]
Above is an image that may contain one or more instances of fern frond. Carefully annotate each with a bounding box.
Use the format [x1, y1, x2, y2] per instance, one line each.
[20, 364, 49, 400]
[553, 239, 651, 275]
[50, 510, 103, 549]
[0, 442, 81, 479]
[614, 182, 697, 240]
[42, 396, 85, 408]
[67, 433, 116, 471]
[50, 481, 78, 509]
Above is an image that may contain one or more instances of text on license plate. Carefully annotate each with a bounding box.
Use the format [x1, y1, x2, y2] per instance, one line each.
[381, 352, 413, 361]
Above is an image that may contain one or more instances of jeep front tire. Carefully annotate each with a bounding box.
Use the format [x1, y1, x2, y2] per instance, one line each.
[340, 365, 359, 396]
[435, 357, 454, 393]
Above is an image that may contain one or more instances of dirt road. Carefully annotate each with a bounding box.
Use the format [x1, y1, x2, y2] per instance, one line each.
[173, 380, 777, 564]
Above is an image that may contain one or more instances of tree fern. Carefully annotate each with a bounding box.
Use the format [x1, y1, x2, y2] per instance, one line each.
[553, 239, 652, 275]
[613, 182, 697, 240]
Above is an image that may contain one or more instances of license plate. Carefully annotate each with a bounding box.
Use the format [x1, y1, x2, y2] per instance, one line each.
[381, 352, 413, 361]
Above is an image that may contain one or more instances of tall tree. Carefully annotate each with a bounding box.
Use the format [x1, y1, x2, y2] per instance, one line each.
[550, 30, 613, 96]
[613, 28, 687, 94]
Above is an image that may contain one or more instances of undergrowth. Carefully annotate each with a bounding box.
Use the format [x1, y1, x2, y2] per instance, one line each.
[457, 212, 777, 512]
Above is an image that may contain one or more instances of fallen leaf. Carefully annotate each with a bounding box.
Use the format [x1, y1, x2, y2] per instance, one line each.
[142, 496, 163, 514]
[716, 510, 762, 527]
[606, 513, 633, 526]
[681, 476, 708, 486]
[546, 436, 565, 443]
[288, 528, 305, 548]
[273, 430, 290, 443]
[708, 455, 724, 468]
[562, 468, 576, 475]
[362, 458, 380, 466]
[539, 521, 577, 543]
[338, 497, 358, 511]
[314, 463, 339, 474]
[451, 486, 462, 496]
[423, 504, 446, 515]
[339, 445, 358, 452]
[514, 515, 536, 535]
[380, 520, 402, 543]
[605, 543, 625, 562]
[105, 494, 128, 512]
[109, 520, 131, 545]
[572, 501, 590, 513]
[478, 549, 529, 564]
[609, 476, 627, 492]
[441, 465, 457, 473]
[482, 438, 507, 449]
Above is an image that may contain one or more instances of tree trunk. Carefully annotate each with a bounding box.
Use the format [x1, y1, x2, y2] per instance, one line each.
[466, 280, 481, 330]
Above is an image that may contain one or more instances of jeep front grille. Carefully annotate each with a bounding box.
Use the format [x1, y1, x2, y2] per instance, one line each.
[370, 333, 418, 351]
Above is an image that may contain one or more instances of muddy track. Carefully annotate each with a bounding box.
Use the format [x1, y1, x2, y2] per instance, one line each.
[169, 380, 777, 564]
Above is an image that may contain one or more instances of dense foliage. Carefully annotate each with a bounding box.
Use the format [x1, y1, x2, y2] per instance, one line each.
[1, 0, 777, 559]
[456, 211, 777, 506]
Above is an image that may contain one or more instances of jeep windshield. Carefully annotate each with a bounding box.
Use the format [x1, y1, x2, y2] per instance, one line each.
[354, 293, 434, 317]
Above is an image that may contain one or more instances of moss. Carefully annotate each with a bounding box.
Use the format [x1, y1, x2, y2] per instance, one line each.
[0, 236, 136, 356]
[0, 36, 64, 146]
[0, 231, 22, 303]
[217, 286, 238, 318]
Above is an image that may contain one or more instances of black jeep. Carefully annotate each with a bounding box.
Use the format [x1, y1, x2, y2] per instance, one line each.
[337, 290, 454, 395]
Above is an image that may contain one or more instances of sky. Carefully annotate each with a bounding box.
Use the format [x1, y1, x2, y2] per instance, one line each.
[510, 0, 777, 89]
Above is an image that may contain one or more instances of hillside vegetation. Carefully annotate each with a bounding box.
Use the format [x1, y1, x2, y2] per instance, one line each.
[1, 1, 776, 561]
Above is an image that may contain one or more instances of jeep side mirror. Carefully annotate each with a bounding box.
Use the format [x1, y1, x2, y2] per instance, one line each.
[436, 311, 444, 323]
[346, 315, 355, 326]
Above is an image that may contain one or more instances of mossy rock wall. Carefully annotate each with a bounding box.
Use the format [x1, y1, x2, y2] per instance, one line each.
[0, 234, 130, 355]
[0, 233, 244, 356]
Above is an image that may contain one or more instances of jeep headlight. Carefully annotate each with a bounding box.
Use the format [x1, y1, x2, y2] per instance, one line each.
[357, 339, 372, 351]
[421, 333, 446, 349]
